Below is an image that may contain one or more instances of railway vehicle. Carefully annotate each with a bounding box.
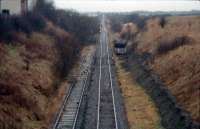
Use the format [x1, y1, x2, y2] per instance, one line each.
[114, 39, 127, 55]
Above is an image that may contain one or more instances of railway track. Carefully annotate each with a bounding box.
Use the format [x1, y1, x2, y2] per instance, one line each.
[97, 16, 119, 129]
[50, 16, 122, 129]
[50, 55, 94, 129]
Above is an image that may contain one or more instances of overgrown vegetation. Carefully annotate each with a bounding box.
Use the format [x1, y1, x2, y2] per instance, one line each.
[159, 17, 166, 28]
[157, 36, 191, 54]
[108, 13, 149, 32]
[34, 0, 99, 42]
[0, 0, 99, 77]
[0, 12, 46, 42]
[0, 1, 99, 129]
[110, 12, 200, 127]
[0, 0, 99, 43]
[108, 13, 171, 33]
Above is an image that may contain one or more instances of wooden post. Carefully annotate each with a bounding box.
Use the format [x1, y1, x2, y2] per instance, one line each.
[0, 0, 1, 14]
[21, 0, 28, 15]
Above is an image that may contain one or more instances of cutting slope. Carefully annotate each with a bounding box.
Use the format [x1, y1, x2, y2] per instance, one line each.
[0, 23, 80, 129]
[134, 16, 200, 123]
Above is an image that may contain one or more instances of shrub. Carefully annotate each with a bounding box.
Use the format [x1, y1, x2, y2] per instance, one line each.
[50, 10, 99, 42]
[157, 36, 192, 54]
[160, 17, 166, 28]
[34, 0, 99, 43]
[55, 36, 80, 78]
[108, 13, 148, 31]
[13, 16, 32, 34]
[23, 32, 59, 63]
[0, 13, 46, 42]
[111, 21, 122, 32]
[0, 16, 15, 42]
[13, 13, 46, 33]
[45, 22, 81, 78]
[34, 0, 56, 22]
[25, 12, 46, 32]
[0, 0, 98, 43]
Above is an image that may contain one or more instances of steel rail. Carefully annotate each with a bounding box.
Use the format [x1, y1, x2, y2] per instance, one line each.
[72, 58, 94, 129]
[105, 29, 119, 129]
[97, 27, 102, 129]
[97, 17, 118, 129]
[52, 85, 73, 129]
[51, 55, 93, 129]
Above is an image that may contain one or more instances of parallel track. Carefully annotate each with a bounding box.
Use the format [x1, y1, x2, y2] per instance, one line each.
[51, 16, 119, 129]
[97, 17, 119, 129]
[50, 56, 93, 129]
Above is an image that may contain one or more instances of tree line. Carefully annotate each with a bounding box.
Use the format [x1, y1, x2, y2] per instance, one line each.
[0, 0, 99, 43]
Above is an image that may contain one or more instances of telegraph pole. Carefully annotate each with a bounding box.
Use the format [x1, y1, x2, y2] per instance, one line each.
[0, 0, 1, 14]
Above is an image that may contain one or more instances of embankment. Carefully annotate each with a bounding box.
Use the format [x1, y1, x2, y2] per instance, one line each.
[111, 15, 200, 129]
[0, 22, 81, 129]
[119, 53, 198, 129]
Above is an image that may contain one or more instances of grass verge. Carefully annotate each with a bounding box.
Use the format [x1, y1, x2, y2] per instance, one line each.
[114, 56, 164, 129]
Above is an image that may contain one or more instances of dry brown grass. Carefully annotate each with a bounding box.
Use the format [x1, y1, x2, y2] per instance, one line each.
[45, 22, 71, 40]
[24, 33, 57, 61]
[150, 43, 200, 123]
[115, 57, 163, 129]
[120, 22, 138, 39]
[0, 39, 56, 129]
[135, 16, 200, 54]
[156, 36, 192, 54]
[0, 22, 81, 129]
[130, 15, 200, 123]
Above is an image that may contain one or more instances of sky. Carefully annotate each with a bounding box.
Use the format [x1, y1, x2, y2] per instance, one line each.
[54, 0, 200, 12]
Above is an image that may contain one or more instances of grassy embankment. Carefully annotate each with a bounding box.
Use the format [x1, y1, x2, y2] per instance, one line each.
[108, 26, 164, 128]
[110, 14, 200, 128]
[115, 57, 164, 129]
[0, 1, 98, 129]
[135, 16, 200, 124]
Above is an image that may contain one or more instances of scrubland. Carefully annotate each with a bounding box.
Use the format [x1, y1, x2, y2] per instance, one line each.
[134, 16, 200, 123]
[0, 22, 80, 129]
[0, 1, 98, 129]
[114, 56, 164, 129]
[113, 15, 200, 127]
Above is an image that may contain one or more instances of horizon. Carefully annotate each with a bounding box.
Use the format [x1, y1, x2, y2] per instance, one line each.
[54, 0, 200, 12]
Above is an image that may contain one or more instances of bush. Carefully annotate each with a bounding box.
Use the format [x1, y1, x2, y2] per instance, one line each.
[0, 13, 46, 42]
[55, 36, 80, 78]
[25, 12, 46, 32]
[34, 0, 99, 43]
[12, 12, 46, 33]
[13, 16, 32, 34]
[0, 0, 98, 43]
[44, 22, 81, 78]
[157, 36, 192, 54]
[50, 10, 99, 42]
[34, 0, 56, 22]
[108, 13, 149, 31]
[111, 20, 122, 32]
[160, 17, 166, 28]
[0, 17, 15, 42]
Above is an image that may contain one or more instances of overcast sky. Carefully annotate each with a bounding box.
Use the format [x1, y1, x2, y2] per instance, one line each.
[53, 0, 200, 12]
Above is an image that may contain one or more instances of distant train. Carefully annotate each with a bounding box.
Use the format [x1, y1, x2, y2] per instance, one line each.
[114, 39, 127, 55]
